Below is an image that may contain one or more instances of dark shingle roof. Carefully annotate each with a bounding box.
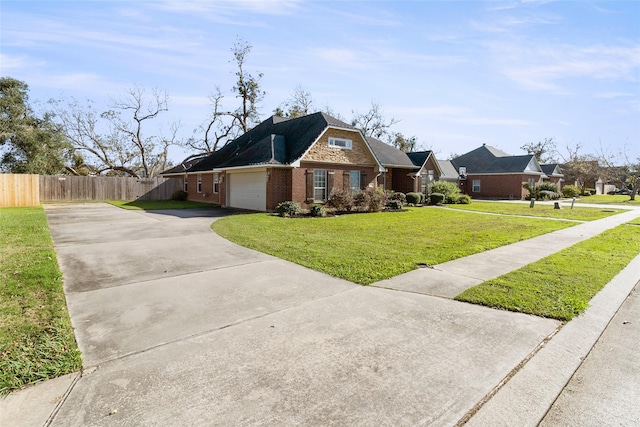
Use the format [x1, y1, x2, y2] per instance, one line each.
[407, 151, 434, 169]
[160, 156, 206, 175]
[366, 137, 417, 168]
[540, 163, 563, 176]
[187, 112, 357, 173]
[451, 145, 539, 174]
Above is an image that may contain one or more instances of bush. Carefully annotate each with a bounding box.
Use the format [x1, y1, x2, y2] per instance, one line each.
[368, 190, 386, 212]
[276, 201, 302, 217]
[430, 180, 461, 204]
[309, 204, 327, 217]
[539, 190, 561, 200]
[419, 193, 426, 204]
[457, 194, 471, 204]
[387, 191, 406, 205]
[171, 189, 188, 201]
[406, 192, 422, 205]
[352, 191, 371, 211]
[430, 192, 445, 205]
[537, 182, 559, 193]
[584, 188, 596, 196]
[562, 185, 580, 198]
[327, 190, 353, 213]
[386, 199, 403, 210]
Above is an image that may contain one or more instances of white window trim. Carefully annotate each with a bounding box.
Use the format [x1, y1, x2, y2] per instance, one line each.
[314, 169, 327, 202]
[183, 176, 188, 192]
[197, 174, 202, 193]
[328, 137, 352, 150]
[472, 179, 481, 193]
[350, 170, 360, 194]
[213, 173, 219, 194]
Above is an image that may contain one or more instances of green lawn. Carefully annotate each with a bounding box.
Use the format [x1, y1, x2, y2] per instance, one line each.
[212, 208, 577, 285]
[0, 207, 81, 395]
[108, 200, 215, 210]
[573, 194, 640, 206]
[446, 201, 624, 221]
[456, 223, 640, 321]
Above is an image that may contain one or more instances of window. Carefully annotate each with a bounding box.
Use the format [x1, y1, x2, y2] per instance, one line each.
[213, 173, 219, 194]
[349, 170, 360, 194]
[197, 174, 202, 193]
[472, 179, 481, 193]
[328, 137, 352, 150]
[183, 176, 188, 192]
[421, 172, 428, 194]
[314, 169, 327, 201]
[528, 177, 536, 188]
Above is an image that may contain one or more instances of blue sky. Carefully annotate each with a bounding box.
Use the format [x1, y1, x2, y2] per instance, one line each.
[2, 0, 639, 164]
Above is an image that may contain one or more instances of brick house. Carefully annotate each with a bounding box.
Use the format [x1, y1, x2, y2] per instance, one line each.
[540, 164, 564, 189]
[450, 144, 550, 199]
[162, 112, 443, 211]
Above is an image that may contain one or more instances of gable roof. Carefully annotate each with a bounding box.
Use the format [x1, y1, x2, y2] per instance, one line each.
[540, 163, 563, 177]
[451, 144, 542, 174]
[186, 112, 374, 173]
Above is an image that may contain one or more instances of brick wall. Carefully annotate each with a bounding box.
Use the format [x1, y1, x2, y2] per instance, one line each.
[464, 174, 542, 199]
[266, 168, 292, 211]
[187, 172, 222, 204]
[392, 168, 416, 194]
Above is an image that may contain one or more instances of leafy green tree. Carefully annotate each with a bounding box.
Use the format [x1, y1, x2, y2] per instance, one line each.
[0, 77, 71, 174]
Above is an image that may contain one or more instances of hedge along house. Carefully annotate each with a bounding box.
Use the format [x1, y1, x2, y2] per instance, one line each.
[163, 112, 387, 211]
[450, 144, 548, 200]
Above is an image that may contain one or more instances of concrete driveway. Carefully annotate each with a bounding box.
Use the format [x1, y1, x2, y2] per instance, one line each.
[43, 203, 560, 426]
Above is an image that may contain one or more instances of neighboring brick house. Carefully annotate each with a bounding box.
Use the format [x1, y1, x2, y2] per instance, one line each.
[162, 113, 447, 211]
[540, 164, 564, 189]
[450, 144, 549, 199]
[365, 136, 443, 194]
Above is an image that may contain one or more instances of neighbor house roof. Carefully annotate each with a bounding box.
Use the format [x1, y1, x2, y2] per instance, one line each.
[186, 112, 373, 173]
[436, 159, 459, 181]
[540, 163, 563, 177]
[451, 144, 542, 174]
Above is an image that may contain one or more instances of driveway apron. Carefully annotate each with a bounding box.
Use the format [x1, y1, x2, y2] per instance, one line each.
[44, 203, 560, 426]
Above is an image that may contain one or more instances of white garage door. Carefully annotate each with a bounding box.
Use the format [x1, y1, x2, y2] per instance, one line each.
[228, 171, 267, 211]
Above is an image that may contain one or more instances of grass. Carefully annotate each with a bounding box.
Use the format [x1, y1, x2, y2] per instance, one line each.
[212, 207, 577, 285]
[446, 200, 624, 221]
[0, 207, 82, 395]
[573, 194, 640, 206]
[455, 223, 640, 321]
[108, 200, 215, 210]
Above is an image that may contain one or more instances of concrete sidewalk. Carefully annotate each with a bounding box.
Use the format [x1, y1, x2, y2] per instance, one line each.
[1, 203, 638, 426]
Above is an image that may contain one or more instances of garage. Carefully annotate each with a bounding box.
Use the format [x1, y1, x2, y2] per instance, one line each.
[227, 171, 267, 211]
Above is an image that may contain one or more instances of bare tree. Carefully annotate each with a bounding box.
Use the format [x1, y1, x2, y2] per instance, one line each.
[598, 143, 640, 201]
[226, 38, 265, 133]
[521, 137, 558, 163]
[55, 87, 178, 177]
[275, 85, 315, 118]
[557, 143, 603, 195]
[351, 102, 398, 140]
[390, 132, 417, 153]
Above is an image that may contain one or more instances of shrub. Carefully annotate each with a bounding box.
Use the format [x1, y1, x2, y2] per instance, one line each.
[327, 190, 353, 212]
[562, 185, 580, 198]
[276, 201, 302, 217]
[368, 190, 386, 212]
[430, 192, 445, 205]
[406, 192, 422, 205]
[387, 191, 406, 205]
[386, 199, 403, 210]
[457, 194, 471, 204]
[171, 189, 188, 201]
[352, 191, 371, 211]
[537, 182, 559, 193]
[584, 188, 596, 196]
[539, 190, 561, 200]
[419, 193, 426, 204]
[430, 180, 461, 204]
[309, 204, 327, 217]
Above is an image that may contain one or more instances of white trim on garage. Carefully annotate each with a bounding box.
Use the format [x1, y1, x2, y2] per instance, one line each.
[227, 170, 267, 211]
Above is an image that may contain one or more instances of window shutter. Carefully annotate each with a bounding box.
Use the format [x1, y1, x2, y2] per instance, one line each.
[343, 171, 350, 191]
[327, 170, 334, 196]
[361, 172, 367, 190]
[306, 169, 314, 202]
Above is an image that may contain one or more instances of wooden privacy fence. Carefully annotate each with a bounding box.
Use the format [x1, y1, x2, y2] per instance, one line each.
[0, 174, 183, 207]
[0, 174, 40, 207]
